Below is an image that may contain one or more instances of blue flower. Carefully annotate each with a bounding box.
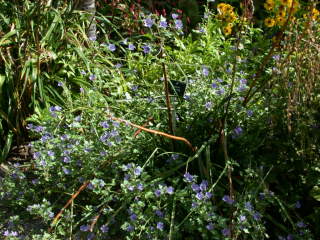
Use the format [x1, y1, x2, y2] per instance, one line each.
[247, 110, 253, 117]
[100, 121, 110, 128]
[155, 210, 164, 218]
[58, 82, 63, 87]
[159, 20, 168, 28]
[108, 43, 116, 52]
[126, 224, 134, 232]
[222, 228, 231, 237]
[205, 192, 213, 199]
[205, 101, 212, 110]
[245, 202, 254, 212]
[142, 45, 151, 54]
[297, 221, 306, 228]
[175, 19, 183, 30]
[156, 222, 164, 231]
[130, 213, 137, 221]
[240, 215, 246, 222]
[191, 183, 200, 192]
[137, 183, 144, 191]
[191, 202, 198, 208]
[134, 166, 143, 176]
[295, 201, 301, 209]
[128, 43, 136, 51]
[127, 185, 135, 191]
[62, 167, 71, 175]
[80, 225, 90, 232]
[202, 66, 209, 76]
[233, 126, 243, 136]
[100, 224, 109, 233]
[211, 83, 218, 88]
[166, 186, 174, 195]
[144, 18, 154, 28]
[89, 74, 96, 81]
[154, 189, 161, 197]
[253, 211, 261, 221]
[63, 156, 71, 163]
[196, 192, 204, 200]
[200, 180, 208, 191]
[222, 195, 234, 205]
[184, 172, 194, 182]
[172, 13, 179, 19]
[206, 223, 214, 230]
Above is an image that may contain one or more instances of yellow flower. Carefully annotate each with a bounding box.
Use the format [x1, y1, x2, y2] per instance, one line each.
[279, 10, 286, 18]
[276, 16, 286, 26]
[280, 0, 293, 8]
[264, 2, 274, 11]
[226, 11, 237, 23]
[223, 25, 232, 36]
[264, 17, 275, 27]
[266, 0, 274, 4]
[217, 3, 227, 13]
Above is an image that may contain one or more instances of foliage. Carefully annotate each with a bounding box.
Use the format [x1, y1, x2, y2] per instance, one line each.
[0, 0, 320, 239]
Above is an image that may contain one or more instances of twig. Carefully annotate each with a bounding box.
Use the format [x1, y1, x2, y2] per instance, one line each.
[133, 117, 154, 137]
[110, 116, 195, 152]
[89, 205, 105, 232]
[49, 180, 90, 231]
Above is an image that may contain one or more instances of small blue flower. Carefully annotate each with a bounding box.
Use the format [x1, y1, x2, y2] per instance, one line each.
[100, 224, 109, 233]
[108, 43, 116, 52]
[247, 110, 253, 117]
[295, 201, 301, 208]
[80, 225, 90, 232]
[63, 156, 71, 163]
[159, 20, 168, 28]
[100, 121, 110, 128]
[233, 126, 243, 136]
[211, 83, 218, 88]
[89, 74, 96, 81]
[200, 180, 208, 191]
[62, 167, 71, 175]
[166, 186, 174, 195]
[184, 172, 194, 182]
[134, 166, 143, 176]
[240, 215, 246, 222]
[142, 45, 151, 54]
[80, 70, 86, 75]
[205, 192, 213, 199]
[191, 183, 200, 192]
[196, 192, 204, 200]
[202, 66, 209, 76]
[172, 13, 179, 19]
[137, 183, 144, 191]
[155, 210, 164, 218]
[222, 228, 231, 237]
[222, 195, 234, 205]
[245, 202, 254, 212]
[156, 222, 164, 231]
[297, 221, 306, 228]
[206, 223, 214, 230]
[126, 224, 134, 232]
[127, 185, 135, 191]
[130, 213, 137, 221]
[39, 160, 46, 166]
[191, 202, 198, 208]
[253, 212, 261, 221]
[115, 63, 122, 68]
[144, 18, 154, 28]
[272, 55, 280, 61]
[174, 19, 183, 30]
[58, 82, 63, 87]
[128, 43, 136, 51]
[205, 101, 212, 110]
[154, 189, 161, 197]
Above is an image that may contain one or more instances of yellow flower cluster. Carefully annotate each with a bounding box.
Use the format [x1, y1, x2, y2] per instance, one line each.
[303, 8, 319, 21]
[217, 3, 237, 36]
[263, 0, 300, 28]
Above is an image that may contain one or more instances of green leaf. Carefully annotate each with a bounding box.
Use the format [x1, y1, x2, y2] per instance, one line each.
[0, 131, 13, 164]
[310, 186, 320, 202]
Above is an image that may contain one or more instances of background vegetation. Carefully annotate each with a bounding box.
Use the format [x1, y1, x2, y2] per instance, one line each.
[0, 0, 319, 239]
